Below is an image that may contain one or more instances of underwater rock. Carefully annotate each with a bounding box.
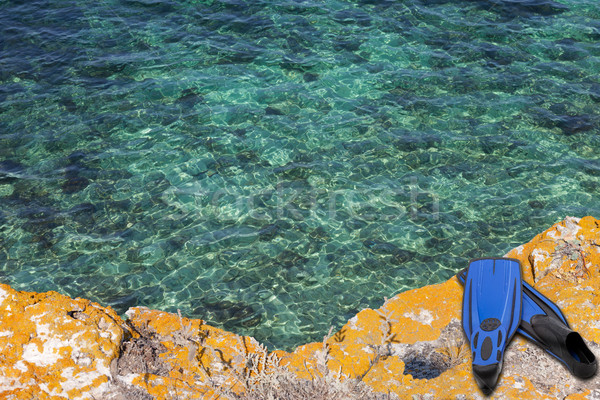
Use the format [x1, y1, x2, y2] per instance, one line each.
[19, 206, 63, 235]
[31, 233, 55, 249]
[472, 0, 568, 19]
[235, 150, 260, 164]
[303, 72, 319, 82]
[528, 200, 545, 209]
[285, 35, 310, 55]
[59, 97, 78, 112]
[82, 58, 129, 78]
[143, 171, 170, 193]
[580, 180, 600, 193]
[122, 0, 176, 13]
[62, 176, 90, 194]
[66, 150, 87, 165]
[581, 160, 600, 177]
[529, 107, 595, 135]
[280, 55, 316, 72]
[0, 160, 24, 184]
[232, 128, 248, 137]
[215, 46, 260, 64]
[392, 133, 441, 152]
[552, 39, 588, 62]
[202, 298, 263, 329]
[265, 106, 285, 116]
[424, 237, 452, 253]
[228, 15, 275, 36]
[427, 51, 453, 70]
[589, 83, 600, 103]
[68, 202, 97, 225]
[333, 38, 363, 52]
[258, 223, 284, 241]
[478, 42, 515, 66]
[309, 226, 329, 242]
[64, 164, 84, 179]
[214, 156, 237, 171]
[556, 114, 594, 135]
[344, 218, 368, 231]
[273, 161, 315, 180]
[332, 9, 372, 27]
[175, 88, 204, 108]
[275, 249, 309, 269]
[363, 239, 399, 255]
[342, 140, 377, 155]
[390, 249, 417, 264]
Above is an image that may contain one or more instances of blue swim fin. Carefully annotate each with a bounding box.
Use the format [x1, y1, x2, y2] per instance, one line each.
[461, 258, 522, 394]
[458, 258, 597, 379]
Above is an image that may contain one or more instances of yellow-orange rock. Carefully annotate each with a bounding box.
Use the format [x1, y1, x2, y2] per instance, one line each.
[1, 216, 599, 399]
[0, 286, 129, 399]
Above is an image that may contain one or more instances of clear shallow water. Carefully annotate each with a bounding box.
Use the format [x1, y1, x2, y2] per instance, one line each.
[1, 0, 600, 350]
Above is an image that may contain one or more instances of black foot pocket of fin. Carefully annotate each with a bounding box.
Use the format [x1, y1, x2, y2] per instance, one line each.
[473, 363, 501, 395]
[531, 315, 597, 379]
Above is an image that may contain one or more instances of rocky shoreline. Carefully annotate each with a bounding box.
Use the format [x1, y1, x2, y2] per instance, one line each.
[1, 216, 599, 399]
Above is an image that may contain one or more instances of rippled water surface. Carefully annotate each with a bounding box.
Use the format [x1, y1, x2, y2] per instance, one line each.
[1, 0, 600, 349]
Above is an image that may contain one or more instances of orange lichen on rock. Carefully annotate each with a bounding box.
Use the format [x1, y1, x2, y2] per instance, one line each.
[506, 216, 600, 343]
[0, 284, 129, 399]
[123, 306, 268, 399]
[1, 216, 599, 399]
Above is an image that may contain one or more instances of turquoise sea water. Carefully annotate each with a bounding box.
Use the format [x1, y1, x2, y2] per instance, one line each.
[1, 0, 600, 350]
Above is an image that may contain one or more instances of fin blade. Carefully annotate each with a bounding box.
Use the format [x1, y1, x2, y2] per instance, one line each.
[461, 258, 522, 394]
